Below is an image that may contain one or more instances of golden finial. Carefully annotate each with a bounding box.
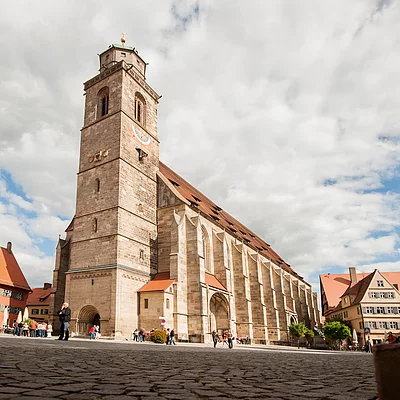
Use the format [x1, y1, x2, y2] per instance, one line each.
[121, 32, 126, 46]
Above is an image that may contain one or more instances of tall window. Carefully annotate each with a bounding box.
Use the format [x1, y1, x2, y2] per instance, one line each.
[144, 299, 149, 309]
[135, 92, 146, 126]
[201, 225, 211, 273]
[166, 298, 170, 310]
[95, 178, 100, 193]
[97, 87, 109, 118]
[93, 218, 98, 233]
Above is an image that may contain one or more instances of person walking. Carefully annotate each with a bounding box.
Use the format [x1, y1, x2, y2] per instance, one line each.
[57, 302, 71, 341]
[170, 329, 176, 345]
[165, 328, 171, 345]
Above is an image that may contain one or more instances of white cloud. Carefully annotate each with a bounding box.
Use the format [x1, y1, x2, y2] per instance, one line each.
[1, 0, 400, 290]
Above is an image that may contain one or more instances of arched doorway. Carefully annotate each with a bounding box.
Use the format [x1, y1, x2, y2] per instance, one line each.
[209, 293, 230, 333]
[77, 305, 100, 336]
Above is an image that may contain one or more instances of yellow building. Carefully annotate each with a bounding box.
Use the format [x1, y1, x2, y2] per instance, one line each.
[26, 283, 52, 323]
[320, 268, 400, 345]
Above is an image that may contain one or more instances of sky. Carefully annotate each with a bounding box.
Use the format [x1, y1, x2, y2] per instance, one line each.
[1, 0, 400, 294]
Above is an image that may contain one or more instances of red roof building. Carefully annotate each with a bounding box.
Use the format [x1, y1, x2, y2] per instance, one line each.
[0, 242, 31, 327]
[26, 283, 52, 323]
[320, 268, 400, 345]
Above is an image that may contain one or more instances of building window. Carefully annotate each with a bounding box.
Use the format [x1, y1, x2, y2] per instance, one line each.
[201, 225, 211, 273]
[343, 297, 348, 304]
[139, 250, 144, 261]
[387, 292, 395, 298]
[359, 322, 363, 329]
[40, 309, 48, 315]
[376, 306, 385, 314]
[95, 178, 100, 193]
[343, 311, 348, 318]
[144, 299, 149, 309]
[369, 292, 377, 298]
[2, 289, 12, 297]
[365, 306, 374, 314]
[389, 321, 397, 329]
[32, 309, 39, 315]
[11, 292, 24, 300]
[387, 307, 394, 314]
[135, 92, 146, 126]
[93, 218, 98, 233]
[377, 321, 386, 329]
[357, 307, 360, 315]
[97, 87, 109, 118]
[166, 298, 170, 310]
[377, 280, 384, 287]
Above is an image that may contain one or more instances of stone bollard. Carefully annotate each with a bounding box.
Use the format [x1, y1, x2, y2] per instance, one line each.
[373, 343, 400, 399]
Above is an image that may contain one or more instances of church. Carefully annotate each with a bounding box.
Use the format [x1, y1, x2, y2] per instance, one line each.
[49, 41, 321, 343]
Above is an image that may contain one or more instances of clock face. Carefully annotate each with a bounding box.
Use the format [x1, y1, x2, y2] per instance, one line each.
[132, 124, 151, 145]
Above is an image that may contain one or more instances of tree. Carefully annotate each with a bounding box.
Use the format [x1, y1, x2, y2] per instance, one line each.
[304, 328, 314, 347]
[323, 321, 351, 348]
[289, 322, 306, 348]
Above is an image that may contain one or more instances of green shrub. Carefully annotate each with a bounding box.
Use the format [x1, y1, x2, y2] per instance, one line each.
[150, 329, 166, 343]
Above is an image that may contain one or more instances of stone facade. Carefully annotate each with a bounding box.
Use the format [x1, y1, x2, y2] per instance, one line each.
[49, 43, 321, 342]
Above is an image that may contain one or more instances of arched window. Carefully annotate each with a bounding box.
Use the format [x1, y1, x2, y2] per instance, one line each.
[97, 87, 109, 118]
[95, 178, 100, 193]
[201, 225, 211, 273]
[135, 92, 146, 126]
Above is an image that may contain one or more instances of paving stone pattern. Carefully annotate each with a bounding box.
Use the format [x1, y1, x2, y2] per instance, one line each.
[0, 336, 377, 399]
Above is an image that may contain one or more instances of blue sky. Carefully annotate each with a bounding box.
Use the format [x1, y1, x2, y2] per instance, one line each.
[1, 0, 400, 295]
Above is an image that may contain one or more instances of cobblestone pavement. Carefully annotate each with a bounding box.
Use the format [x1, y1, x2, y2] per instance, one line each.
[0, 336, 377, 400]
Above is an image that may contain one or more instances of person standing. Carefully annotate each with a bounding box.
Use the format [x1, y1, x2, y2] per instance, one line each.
[165, 328, 171, 345]
[57, 302, 71, 341]
[89, 325, 96, 340]
[29, 320, 37, 337]
[227, 330, 233, 349]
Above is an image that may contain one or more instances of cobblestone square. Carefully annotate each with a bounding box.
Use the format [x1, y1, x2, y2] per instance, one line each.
[0, 336, 377, 399]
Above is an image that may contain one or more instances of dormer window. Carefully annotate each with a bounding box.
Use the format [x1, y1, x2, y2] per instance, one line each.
[97, 87, 109, 118]
[135, 92, 146, 126]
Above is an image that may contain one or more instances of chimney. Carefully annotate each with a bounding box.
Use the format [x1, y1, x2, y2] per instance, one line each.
[6, 242, 12, 253]
[349, 267, 357, 286]
[43, 283, 52, 290]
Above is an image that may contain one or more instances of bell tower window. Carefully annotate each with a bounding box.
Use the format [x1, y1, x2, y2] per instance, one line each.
[97, 87, 109, 118]
[135, 92, 146, 126]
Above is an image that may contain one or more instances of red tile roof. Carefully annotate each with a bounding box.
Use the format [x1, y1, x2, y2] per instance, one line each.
[138, 273, 175, 292]
[320, 271, 400, 310]
[159, 162, 302, 280]
[0, 247, 31, 291]
[342, 273, 375, 305]
[26, 287, 52, 306]
[205, 273, 227, 291]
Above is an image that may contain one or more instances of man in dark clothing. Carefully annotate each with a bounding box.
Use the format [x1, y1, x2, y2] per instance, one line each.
[212, 330, 219, 348]
[58, 302, 71, 341]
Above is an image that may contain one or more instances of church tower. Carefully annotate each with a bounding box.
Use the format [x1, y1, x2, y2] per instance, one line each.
[65, 42, 161, 336]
